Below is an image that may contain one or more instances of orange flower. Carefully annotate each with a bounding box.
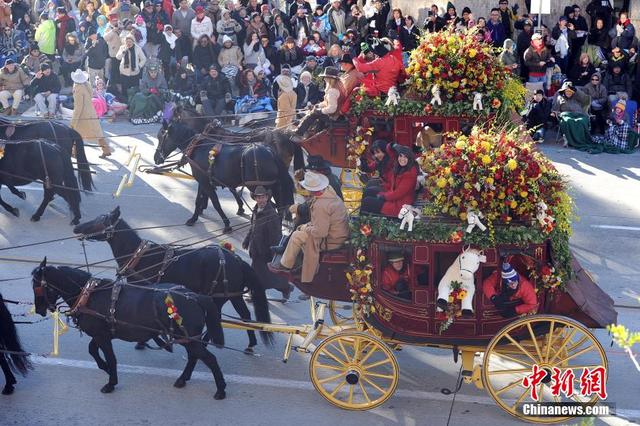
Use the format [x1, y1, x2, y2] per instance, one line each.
[360, 224, 372, 236]
[491, 98, 502, 108]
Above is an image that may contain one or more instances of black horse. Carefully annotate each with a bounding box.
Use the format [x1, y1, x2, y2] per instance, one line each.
[73, 207, 273, 351]
[155, 121, 295, 230]
[0, 119, 93, 192]
[0, 139, 82, 224]
[0, 293, 32, 395]
[31, 259, 227, 398]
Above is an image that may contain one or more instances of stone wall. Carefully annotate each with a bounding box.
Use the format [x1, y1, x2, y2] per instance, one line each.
[390, 0, 593, 30]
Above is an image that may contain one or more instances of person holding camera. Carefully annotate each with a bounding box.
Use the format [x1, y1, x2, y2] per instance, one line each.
[551, 16, 577, 75]
[524, 33, 554, 89]
[483, 262, 537, 318]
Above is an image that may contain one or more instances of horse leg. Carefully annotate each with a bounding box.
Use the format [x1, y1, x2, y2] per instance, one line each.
[229, 188, 245, 216]
[88, 338, 109, 373]
[55, 187, 82, 226]
[30, 187, 54, 222]
[189, 342, 226, 400]
[97, 338, 118, 393]
[186, 185, 207, 226]
[7, 184, 26, 200]
[207, 189, 232, 233]
[230, 297, 257, 352]
[0, 355, 16, 395]
[174, 349, 198, 389]
[0, 186, 20, 217]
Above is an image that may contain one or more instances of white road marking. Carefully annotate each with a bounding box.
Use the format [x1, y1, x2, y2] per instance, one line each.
[591, 225, 640, 232]
[31, 356, 640, 421]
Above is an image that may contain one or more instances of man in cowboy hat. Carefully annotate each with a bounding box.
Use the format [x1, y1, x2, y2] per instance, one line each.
[271, 171, 349, 283]
[242, 186, 294, 301]
[381, 250, 411, 299]
[482, 261, 538, 318]
[292, 66, 344, 140]
[338, 53, 362, 114]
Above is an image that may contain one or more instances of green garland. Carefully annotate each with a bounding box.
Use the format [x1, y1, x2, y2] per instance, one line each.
[350, 95, 495, 118]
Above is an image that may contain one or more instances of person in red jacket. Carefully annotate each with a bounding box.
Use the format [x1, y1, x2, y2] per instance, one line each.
[359, 139, 396, 194]
[360, 144, 418, 217]
[353, 38, 404, 97]
[482, 262, 538, 318]
[381, 250, 411, 299]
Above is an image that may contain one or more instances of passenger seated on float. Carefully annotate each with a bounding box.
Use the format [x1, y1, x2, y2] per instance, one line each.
[482, 262, 538, 318]
[271, 171, 350, 283]
[359, 139, 396, 195]
[353, 37, 405, 97]
[360, 145, 418, 217]
[382, 251, 412, 300]
[292, 67, 345, 141]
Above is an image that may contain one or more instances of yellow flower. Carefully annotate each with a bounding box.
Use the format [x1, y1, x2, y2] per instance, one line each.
[520, 191, 528, 198]
[481, 155, 492, 165]
[486, 177, 494, 185]
[507, 159, 517, 170]
[358, 255, 366, 262]
[510, 200, 518, 208]
[459, 212, 468, 221]
[480, 141, 491, 151]
[498, 192, 506, 200]
[471, 200, 478, 207]
[452, 196, 461, 205]
[455, 140, 466, 149]
[436, 177, 447, 188]
[468, 48, 477, 58]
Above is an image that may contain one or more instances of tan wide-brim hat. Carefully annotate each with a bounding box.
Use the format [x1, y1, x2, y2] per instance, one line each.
[300, 171, 329, 192]
[71, 69, 89, 84]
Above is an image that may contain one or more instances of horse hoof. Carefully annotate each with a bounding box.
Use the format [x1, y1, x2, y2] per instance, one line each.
[10, 208, 19, 217]
[223, 225, 232, 233]
[2, 385, 15, 395]
[30, 215, 40, 222]
[185, 219, 196, 227]
[134, 342, 146, 350]
[173, 378, 187, 389]
[100, 384, 115, 393]
[70, 218, 80, 226]
[214, 390, 226, 400]
[18, 191, 26, 200]
[236, 208, 245, 216]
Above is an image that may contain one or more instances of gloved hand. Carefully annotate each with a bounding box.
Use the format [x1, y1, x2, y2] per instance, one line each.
[500, 306, 518, 318]
[491, 294, 507, 307]
[289, 204, 299, 215]
[377, 193, 386, 201]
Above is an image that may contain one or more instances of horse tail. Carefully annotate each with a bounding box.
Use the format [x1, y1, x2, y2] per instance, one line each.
[0, 294, 32, 376]
[274, 154, 295, 209]
[196, 295, 225, 347]
[241, 261, 274, 346]
[71, 129, 94, 191]
[59, 145, 82, 208]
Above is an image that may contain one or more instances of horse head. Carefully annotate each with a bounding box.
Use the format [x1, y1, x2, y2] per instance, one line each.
[73, 206, 121, 241]
[155, 121, 191, 165]
[31, 257, 58, 316]
[457, 247, 487, 281]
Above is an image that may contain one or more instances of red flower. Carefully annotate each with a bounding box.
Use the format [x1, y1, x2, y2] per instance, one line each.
[223, 242, 234, 251]
[449, 230, 463, 243]
[360, 224, 372, 236]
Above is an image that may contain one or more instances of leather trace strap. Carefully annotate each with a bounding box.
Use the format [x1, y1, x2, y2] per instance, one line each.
[69, 278, 101, 317]
[107, 280, 123, 335]
[117, 240, 150, 277]
[156, 246, 176, 283]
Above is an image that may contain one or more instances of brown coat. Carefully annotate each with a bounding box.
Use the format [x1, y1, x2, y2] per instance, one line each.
[275, 90, 297, 128]
[300, 186, 349, 282]
[71, 82, 104, 142]
[340, 67, 362, 96]
[0, 2, 11, 28]
[0, 67, 30, 91]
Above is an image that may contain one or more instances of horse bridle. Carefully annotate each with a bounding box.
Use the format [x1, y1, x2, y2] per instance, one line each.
[83, 214, 121, 241]
[33, 267, 70, 312]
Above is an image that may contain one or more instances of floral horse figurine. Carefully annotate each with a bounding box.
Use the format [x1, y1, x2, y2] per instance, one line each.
[430, 84, 442, 106]
[436, 247, 486, 317]
[473, 92, 483, 111]
[398, 204, 421, 231]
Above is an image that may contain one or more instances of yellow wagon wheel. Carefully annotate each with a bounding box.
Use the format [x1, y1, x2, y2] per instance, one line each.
[482, 315, 608, 424]
[309, 332, 399, 410]
[328, 301, 363, 330]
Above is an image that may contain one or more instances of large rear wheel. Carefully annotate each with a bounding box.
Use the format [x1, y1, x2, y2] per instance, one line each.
[309, 332, 399, 410]
[482, 315, 608, 423]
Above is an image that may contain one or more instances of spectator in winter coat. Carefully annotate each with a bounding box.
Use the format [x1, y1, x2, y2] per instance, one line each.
[499, 39, 519, 75]
[295, 70, 321, 109]
[86, 33, 109, 84]
[55, 7, 76, 54]
[582, 72, 608, 134]
[289, 0, 312, 18]
[522, 89, 551, 141]
[278, 36, 304, 74]
[483, 262, 538, 318]
[169, 67, 195, 97]
[423, 10, 445, 33]
[516, 20, 533, 79]
[586, 0, 613, 31]
[218, 35, 243, 81]
[10, 0, 29, 26]
[403, 16, 420, 52]
[158, 24, 178, 78]
[34, 12, 56, 57]
[199, 65, 231, 114]
[246, 12, 268, 42]
[353, 42, 404, 97]
[360, 144, 418, 217]
[116, 35, 147, 94]
[270, 14, 290, 48]
[588, 18, 612, 54]
[192, 34, 220, 80]
[607, 47, 629, 73]
[346, 5, 368, 39]
[551, 16, 577, 74]
[569, 53, 596, 87]
[242, 32, 263, 69]
[0, 59, 29, 114]
[190, 6, 213, 48]
[498, 0, 517, 39]
[524, 33, 554, 88]
[238, 68, 269, 98]
[172, 0, 195, 37]
[367, 0, 390, 37]
[217, 9, 242, 45]
[260, 33, 279, 75]
[615, 11, 635, 50]
[486, 8, 507, 48]
[61, 34, 85, 86]
[326, 0, 346, 44]
[31, 63, 61, 117]
[21, 44, 46, 76]
[603, 64, 632, 106]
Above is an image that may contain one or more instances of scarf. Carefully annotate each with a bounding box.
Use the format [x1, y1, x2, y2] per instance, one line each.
[123, 45, 137, 72]
[163, 31, 177, 49]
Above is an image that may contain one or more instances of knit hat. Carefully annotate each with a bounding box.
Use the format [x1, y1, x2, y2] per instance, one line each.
[531, 32, 543, 40]
[222, 35, 232, 44]
[4, 58, 15, 65]
[615, 99, 626, 112]
[370, 139, 388, 153]
[462, 6, 471, 14]
[393, 144, 415, 162]
[195, 6, 204, 13]
[446, 2, 455, 11]
[40, 63, 51, 71]
[501, 262, 519, 282]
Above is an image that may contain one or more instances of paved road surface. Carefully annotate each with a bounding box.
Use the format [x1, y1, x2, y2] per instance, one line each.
[1, 122, 639, 426]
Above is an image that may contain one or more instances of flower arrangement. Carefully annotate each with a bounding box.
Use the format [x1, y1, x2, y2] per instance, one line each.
[346, 248, 375, 314]
[539, 264, 563, 290]
[346, 125, 373, 166]
[422, 127, 568, 236]
[221, 241, 234, 251]
[208, 147, 219, 165]
[164, 294, 183, 326]
[436, 280, 467, 333]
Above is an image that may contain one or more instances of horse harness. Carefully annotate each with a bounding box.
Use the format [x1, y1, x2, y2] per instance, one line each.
[117, 240, 176, 284]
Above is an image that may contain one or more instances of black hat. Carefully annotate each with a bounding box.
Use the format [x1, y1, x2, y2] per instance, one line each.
[338, 53, 353, 64]
[4, 59, 15, 65]
[370, 139, 389, 153]
[535, 89, 545, 95]
[319, 66, 340, 79]
[251, 185, 271, 200]
[30, 43, 40, 51]
[370, 37, 389, 57]
[208, 64, 219, 71]
[305, 155, 332, 172]
[40, 63, 51, 71]
[387, 250, 405, 262]
[57, 6, 67, 13]
[462, 6, 471, 14]
[393, 144, 415, 161]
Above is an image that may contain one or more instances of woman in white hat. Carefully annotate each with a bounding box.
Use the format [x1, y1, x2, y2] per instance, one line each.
[70, 69, 112, 158]
[274, 65, 297, 128]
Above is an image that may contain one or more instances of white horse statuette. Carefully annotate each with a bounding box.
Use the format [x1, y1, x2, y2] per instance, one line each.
[473, 92, 483, 111]
[466, 210, 487, 233]
[430, 85, 442, 106]
[385, 86, 400, 106]
[436, 248, 487, 315]
[398, 204, 421, 231]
